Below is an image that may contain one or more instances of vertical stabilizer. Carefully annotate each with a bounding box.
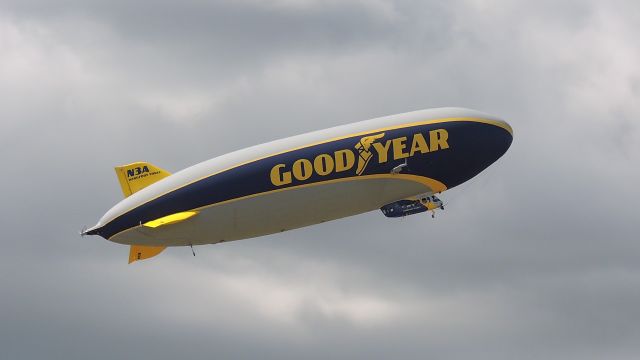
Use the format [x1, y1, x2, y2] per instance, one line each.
[128, 245, 166, 264]
[115, 162, 171, 197]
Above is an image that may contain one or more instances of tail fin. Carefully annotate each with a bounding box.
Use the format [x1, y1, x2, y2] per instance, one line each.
[116, 162, 172, 263]
[129, 244, 166, 264]
[115, 162, 171, 197]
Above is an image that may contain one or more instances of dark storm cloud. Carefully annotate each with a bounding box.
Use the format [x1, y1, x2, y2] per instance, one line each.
[1, 1, 640, 359]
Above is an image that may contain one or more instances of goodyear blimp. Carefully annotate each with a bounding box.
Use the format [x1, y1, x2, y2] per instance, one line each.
[82, 107, 512, 263]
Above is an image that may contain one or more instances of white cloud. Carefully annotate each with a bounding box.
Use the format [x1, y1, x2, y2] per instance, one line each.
[234, 0, 401, 21]
[135, 91, 221, 123]
[142, 255, 402, 329]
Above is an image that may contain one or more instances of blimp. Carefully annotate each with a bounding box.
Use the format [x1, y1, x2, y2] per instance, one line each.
[82, 107, 512, 263]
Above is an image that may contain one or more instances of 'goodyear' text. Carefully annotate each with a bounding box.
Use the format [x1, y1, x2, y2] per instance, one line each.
[270, 129, 449, 186]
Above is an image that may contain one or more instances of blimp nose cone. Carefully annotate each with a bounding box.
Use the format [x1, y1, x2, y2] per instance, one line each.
[478, 118, 513, 174]
[493, 119, 513, 157]
[429, 118, 513, 190]
[476, 118, 512, 169]
[468, 118, 512, 184]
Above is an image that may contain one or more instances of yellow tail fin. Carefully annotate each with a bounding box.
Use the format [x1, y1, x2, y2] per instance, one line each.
[129, 245, 166, 264]
[115, 162, 171, 197]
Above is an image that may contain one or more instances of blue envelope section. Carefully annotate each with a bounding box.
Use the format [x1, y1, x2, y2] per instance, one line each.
[95, 120, 512, 240]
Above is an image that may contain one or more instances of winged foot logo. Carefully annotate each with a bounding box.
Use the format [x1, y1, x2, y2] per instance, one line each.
[355, 133, 385, 175]
[269, 129, 449, 186]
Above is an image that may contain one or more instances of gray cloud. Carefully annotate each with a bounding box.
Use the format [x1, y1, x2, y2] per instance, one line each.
[1, 0, 640, 359]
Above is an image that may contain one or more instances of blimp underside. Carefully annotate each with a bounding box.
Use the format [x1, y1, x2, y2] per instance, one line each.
[112, 175, 436, 247]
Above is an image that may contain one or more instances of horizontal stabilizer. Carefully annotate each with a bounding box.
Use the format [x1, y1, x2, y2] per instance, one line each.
[115, 162, 171, 197]
[129, 244, 166, 264]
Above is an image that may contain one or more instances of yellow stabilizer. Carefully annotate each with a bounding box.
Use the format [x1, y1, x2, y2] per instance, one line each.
[129, 244, 166, 264]
[115, 162, 171, 197]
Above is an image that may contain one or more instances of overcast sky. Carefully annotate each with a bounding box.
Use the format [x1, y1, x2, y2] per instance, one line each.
[1, 0, 639, 359]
